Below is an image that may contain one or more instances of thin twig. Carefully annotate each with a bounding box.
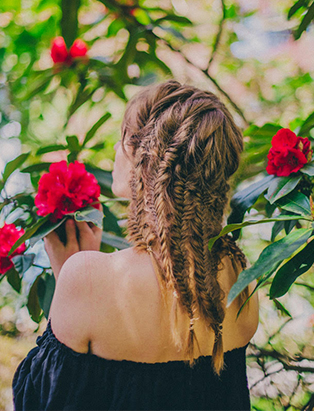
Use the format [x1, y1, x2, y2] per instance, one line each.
[207, 0, 226, 69]
[161, 39, 250, 126]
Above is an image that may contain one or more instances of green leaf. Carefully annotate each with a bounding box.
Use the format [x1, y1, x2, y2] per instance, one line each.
[271, 220, 285, 241]
[74, 206, 104, 229]
[294, 2, 314, 39]
[37, 145, 67, 155]
[243, 123, 281, 138]
[101, 232, 130, 249]
[66, 135, 81, 152]
[27, 275, 43, 323]
[227, 228, 312, 307]
[82, 112, 111, 147]
[208, 215, 311, 251]
[154, 14, 193, 25]
[132, 8, 151, 25]
[298, 111, 314, 136]
[38, 273, 55, 319]
[6, 267, 21, 293]
[228, 175, 275, 225]
[288, 0, 309, 19]
[273, 299, 292, 317]
[85, 164, 113, 195]
[275, 191, 311, 216]
[21, 163, 52, 173]
[9, 216, 50, 256]
[103, 204, 121, 235]
[29, 217, 66, 247]
[107, 19, 125, 37]
[265, 176, 302, 204]
[2, 152, 30, 183]
[89, 142, 105, 151]
[61, 0, 80, 48]
[269, 238, 314, 298]
[300, 162, 314, 176]
[12, 254, 35, 275]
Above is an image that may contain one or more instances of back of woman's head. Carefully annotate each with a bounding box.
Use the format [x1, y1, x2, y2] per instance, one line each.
[122, 80, 247, 374]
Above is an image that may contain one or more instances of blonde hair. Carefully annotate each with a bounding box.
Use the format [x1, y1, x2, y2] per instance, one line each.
[121, 80, 247, 374]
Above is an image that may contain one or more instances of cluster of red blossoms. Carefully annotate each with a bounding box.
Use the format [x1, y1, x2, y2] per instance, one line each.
[51, 37, 88, 65]
[266, 128, 313, 177]
[35, 161, 101, 221]
[0, 224, 26, 274]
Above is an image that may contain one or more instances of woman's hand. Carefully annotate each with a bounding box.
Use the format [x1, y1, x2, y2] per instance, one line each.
[44, 218, 102, 280]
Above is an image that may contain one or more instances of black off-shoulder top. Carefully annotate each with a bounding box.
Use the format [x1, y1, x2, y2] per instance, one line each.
[12, 319, 251, 411]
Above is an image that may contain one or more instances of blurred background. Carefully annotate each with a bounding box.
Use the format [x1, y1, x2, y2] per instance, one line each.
[0, 0, 314, 410]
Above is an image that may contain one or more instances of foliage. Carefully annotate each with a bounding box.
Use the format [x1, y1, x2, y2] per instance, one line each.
[1, 0, 314, 409]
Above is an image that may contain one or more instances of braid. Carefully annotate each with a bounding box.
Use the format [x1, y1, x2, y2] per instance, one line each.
[122, 80, 248, 375]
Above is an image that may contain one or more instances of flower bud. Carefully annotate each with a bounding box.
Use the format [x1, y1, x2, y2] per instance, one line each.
[51, 37, 68, 64]
[69, 39, 88, 59]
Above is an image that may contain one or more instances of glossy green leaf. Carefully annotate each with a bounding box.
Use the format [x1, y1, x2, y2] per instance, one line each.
[38, 273, 55, 319]
[89, 142, 105, 151]
[275, 191, 311, 216]
[74, 206, 104, 229]
[2, 152, 30, 183]
[208, 215, 311, 251]
[101, 232, 130, 249]
[29, 217, 66, 247]
[9, 216, 50, 255]
[298, 111, 314, 136]
[228, 175, 275, 225]
[300, 162, 314, 176]
[12, 254, 35, 275]
[269, 238, 314, 298]
[271, 220, 285, 242]
[27, 274, 43, 323]
[265, 176, 302, 204]
[227, 228, 312, 307]
[6, 267, 21, 293]
[83, 112, 111, 147]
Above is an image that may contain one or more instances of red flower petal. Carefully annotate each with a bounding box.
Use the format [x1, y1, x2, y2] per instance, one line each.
[271, 128, 298, 149]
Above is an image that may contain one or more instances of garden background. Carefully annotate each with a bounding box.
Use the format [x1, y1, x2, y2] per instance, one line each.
[0, 0, 314, 410]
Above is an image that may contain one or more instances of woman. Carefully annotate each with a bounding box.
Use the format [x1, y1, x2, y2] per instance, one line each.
[13, 80, 258, 410]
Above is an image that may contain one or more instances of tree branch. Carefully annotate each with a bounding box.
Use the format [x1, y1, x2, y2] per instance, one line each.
[161, 39, 250, 127]
[206, 0, 226, 70]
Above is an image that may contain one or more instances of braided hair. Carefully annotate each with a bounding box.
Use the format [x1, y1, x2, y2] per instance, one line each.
[122, 80, 247, 375]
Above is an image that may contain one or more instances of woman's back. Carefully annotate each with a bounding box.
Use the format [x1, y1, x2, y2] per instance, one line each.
[49, 248, 258, 364]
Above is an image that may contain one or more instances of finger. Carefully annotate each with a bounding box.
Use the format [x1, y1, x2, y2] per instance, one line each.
[76, 221, 92, 235]
[65, 219, 78, 246]
[90, 224, 103, 239]
[44, 230, 63, 248]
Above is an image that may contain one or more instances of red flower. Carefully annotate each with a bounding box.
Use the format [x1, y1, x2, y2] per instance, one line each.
[35, 161, 101, 220]
[266, 128, 313, 177]
[51, 37, 69, 64]
[50, 37, 88, 65]
[0, 224, 26, 275]
[69, 39, 88, 58]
